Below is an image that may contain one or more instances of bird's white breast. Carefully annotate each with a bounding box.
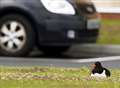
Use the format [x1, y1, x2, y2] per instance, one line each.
[91, 70, 106, 78]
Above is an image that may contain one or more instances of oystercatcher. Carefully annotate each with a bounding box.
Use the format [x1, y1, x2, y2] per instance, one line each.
[91, 62, 111, 78]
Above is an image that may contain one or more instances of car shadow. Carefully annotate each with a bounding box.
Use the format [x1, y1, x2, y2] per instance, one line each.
[28, 51, 95, 59]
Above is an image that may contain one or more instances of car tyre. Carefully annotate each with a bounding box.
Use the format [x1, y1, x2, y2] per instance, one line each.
[0, 14, 35, 57]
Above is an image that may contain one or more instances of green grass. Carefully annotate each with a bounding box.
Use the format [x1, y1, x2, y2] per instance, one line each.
[97, 19, 120, 44]
[102, 20, 120, 25]
[0, 67, 120, 88]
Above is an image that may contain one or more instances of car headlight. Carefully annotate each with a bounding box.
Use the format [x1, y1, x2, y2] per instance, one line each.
[86, 6, 94, 13]
[41, 0, 76, 15]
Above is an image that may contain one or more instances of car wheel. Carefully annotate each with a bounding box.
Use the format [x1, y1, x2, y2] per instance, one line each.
[39, 46, 70, 55]
[0, 14, 35, 57]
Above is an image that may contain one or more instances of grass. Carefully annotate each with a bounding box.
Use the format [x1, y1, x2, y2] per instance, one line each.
[97, 19, 120, 44]
[0, 67, 120, 88]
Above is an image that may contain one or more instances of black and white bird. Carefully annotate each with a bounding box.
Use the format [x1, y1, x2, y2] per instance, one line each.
[91, 62, 111, 78]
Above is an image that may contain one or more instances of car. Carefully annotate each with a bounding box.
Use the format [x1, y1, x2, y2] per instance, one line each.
[0, 0, 100, 56]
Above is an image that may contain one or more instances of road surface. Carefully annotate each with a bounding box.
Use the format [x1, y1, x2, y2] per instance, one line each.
[0, 44, 120, 68]
[0, 54, 120, 68]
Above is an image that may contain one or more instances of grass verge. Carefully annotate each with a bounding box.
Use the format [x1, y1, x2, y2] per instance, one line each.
[97, 19, 120, 44]
[0, 67, 120, 88]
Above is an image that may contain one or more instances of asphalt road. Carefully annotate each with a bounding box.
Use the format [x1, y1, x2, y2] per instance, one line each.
[0, 53, 120, 68]
[0, 44, 120, 68]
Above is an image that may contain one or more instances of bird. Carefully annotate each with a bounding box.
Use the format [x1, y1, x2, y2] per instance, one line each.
[90, 62, 111, 78]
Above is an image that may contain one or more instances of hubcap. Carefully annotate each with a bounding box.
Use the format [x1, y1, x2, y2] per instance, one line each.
[0, 21, 26, 52]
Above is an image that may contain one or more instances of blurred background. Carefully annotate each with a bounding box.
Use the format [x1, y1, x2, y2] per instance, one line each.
[91, 0, 120, 44]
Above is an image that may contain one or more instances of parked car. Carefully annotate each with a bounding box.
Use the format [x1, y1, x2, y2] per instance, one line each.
[0, 0, 100, 56]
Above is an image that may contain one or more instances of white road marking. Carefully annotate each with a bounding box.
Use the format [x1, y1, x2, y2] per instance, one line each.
[71, 56, 120, 63]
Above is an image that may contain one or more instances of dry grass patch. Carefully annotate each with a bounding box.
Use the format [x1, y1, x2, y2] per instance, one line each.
[0, 67, 120, 88]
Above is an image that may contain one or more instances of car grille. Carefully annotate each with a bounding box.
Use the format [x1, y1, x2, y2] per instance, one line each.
[76, 4, 96, 14]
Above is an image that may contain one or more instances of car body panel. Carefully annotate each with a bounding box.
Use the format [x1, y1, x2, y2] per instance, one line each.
[0, 0, 100, 46]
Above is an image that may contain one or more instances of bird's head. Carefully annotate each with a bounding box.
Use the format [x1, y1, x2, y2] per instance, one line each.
[91, 62, 102, 70]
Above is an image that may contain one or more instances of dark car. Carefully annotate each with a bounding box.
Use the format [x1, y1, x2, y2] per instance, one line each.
[0, 0, 100, 56]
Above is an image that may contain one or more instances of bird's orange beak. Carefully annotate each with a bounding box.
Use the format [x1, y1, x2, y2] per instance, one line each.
[91, 64, 96, 69]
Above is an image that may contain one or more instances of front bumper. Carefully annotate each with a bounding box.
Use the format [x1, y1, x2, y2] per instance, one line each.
[38, 14, 100, 46]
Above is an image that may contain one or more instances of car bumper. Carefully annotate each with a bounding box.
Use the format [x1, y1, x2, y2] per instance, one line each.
[38, 15, 100, 46]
